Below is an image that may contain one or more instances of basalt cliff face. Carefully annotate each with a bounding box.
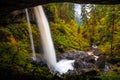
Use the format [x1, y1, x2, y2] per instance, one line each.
[0, 0, 119, 16]
[0, 0, 119, 24]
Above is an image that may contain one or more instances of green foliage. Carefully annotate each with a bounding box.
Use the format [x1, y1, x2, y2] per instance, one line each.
[48, 4, 120, 54]
[0, 27, 12, 42]
[44, 3, 74, 23]
[0, 42, 26, 68]
[0, 19, 50, 79]
[0, 18, 41, 75]
[97, 75, 120, 80]
[98, 67, 120, 80]
[50, 19, 90, 52]
[6, 23, 29, 41]
[79, 4, 120, 54]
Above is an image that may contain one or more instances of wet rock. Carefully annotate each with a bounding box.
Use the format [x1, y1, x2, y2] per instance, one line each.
[81, 69, 100, 76]
[84, 56, 95, 64]
[29, 57, 47, 67]
[102, 63, 110, 74]
[96, 55, 106, 69]
[58, 50, 88, 60]
[88, 44, 102, 56]
[117, 62, 120, 67]
[93, 48, 101, 56]
[29, 49, 110, 76]
[58, 50, 109, 75]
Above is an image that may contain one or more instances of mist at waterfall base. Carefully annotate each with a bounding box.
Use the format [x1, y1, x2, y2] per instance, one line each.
[25, 8, 36, 61]
[34, 5, 75, 75]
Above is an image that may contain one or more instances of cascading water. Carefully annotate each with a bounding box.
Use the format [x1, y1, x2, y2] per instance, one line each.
[34, 5, 75, 74]
[25, 8, 36, 61]
[33, 6, 57, 68]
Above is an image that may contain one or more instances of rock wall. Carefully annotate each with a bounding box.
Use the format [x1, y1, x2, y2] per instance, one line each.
[0, 0, 119, 24]
[0, 0, 119, 17]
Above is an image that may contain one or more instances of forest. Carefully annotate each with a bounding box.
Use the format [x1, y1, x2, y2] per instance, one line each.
[0, 3, 120, 80]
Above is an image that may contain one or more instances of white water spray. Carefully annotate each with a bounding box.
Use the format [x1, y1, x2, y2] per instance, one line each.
[25, 8, 36, 61]
[34, 5, 75, 74]
[55, 59, 75, 74]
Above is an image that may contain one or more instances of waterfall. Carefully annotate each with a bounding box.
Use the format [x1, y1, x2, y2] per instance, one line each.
[34, 5, 75, 74]
[33, 6, 57, 68]
[25, 8, 36, 61]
